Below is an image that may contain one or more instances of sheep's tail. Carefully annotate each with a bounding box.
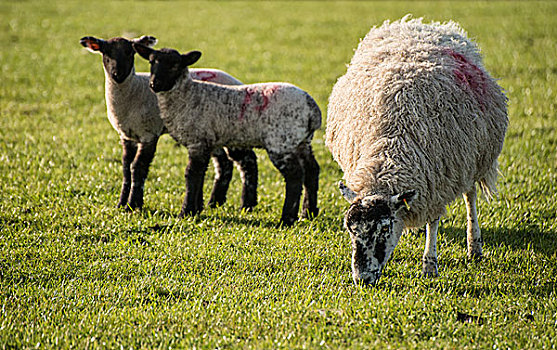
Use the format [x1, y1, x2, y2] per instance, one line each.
[478, 161, 500, 201]
[305, 93, 322, 132]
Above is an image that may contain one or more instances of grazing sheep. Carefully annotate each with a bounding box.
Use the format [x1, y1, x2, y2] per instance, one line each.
[326, 17, 508, 286]
[133, 44, 321, 226]
[79, 36, 258, 210]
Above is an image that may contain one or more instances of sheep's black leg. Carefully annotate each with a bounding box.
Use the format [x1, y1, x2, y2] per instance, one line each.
[226, 147, 258, 211]
[208, 148, 233, 208]
[127, 138, 158, 210]
[179, 149, 211, 218]
[118, 139, 138, 208]
[300, 143, 320, 219]
[268, 151, 304, 226]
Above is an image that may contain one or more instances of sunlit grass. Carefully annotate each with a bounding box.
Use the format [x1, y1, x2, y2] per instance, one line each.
[1, 1, 556, 348]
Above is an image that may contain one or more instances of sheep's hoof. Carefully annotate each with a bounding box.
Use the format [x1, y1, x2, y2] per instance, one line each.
[422, 258, 438, 278]
[467, 238, 483, 260]
[467, 249, 483, 261]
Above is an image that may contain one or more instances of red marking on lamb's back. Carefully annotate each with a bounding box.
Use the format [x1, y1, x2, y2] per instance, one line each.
[191, 71, 218, 82]
[238, 85, 281, 120]
[445, 49, 487, 109]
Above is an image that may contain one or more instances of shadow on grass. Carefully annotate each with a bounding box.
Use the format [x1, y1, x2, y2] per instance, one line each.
[441, 225, 557, 257]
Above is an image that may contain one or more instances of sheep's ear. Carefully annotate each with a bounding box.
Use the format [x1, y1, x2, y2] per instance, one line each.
[133, 43, 155, 61]
[132, 35, 157, 48]
[181, 51, 202, 67]
[80, 36, 105, 53]
[339, 181, 358, 203]
[391, 189, 418, 213]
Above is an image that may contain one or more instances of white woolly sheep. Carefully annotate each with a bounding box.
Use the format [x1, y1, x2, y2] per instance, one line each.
[79, 36, 258, 210]
[133, 44, 322, 226]
[326, 17, 508, 286]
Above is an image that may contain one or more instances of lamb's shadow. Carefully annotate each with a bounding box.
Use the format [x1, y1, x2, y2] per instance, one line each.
[440, 224, 557, 257]
[140, 207, 280, 230]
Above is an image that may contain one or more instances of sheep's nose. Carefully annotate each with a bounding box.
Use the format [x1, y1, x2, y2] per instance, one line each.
[352, 270, 380, 287]
[354, 276, 377, 287]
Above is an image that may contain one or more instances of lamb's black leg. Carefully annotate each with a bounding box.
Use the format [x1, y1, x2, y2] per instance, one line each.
[179, 149, 211, 218]
[127, 138, 158, 210]
[226, 147, 258, 211]
[300, 143, 320, 219]
[118, 139, 138, 208]
[208, 148, 233, 208]
[268, 151, 304, 227]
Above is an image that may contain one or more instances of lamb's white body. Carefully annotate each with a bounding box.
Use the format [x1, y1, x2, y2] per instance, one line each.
[104, 68, 243, 144]
[104, 69, 162, 143]
[134, 45, 322, 225]
[326, 17, 508, 284]
[158, 78, 321, 155]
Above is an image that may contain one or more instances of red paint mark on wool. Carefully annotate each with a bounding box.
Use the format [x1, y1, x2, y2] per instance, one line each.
[238, 85, 281, 120]
[445, 49, 487, 109]
[191, 71, 218, 82]
[256, 85, 280, 112]
[238, 88, 256, 121]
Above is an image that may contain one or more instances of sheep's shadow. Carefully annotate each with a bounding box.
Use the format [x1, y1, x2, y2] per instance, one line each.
[439, 224, 557, 257]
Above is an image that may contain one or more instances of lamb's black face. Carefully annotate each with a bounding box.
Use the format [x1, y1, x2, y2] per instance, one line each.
[102, 38, 135, 84]
[80, 36, 135, 84]
[133, 44, 202, 93]
[345, 196, 401, 286]
[148, 49, 187, 93]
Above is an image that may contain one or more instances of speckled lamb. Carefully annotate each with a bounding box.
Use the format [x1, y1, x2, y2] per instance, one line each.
[133, 44, 321, 226]
[80, 36, 258, 210]
[326, 17, 508, 286]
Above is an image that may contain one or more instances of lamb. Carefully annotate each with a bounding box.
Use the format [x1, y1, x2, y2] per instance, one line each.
[79, 35, 258, 211]
[325, 17, 508, 286]
[133, 43, 321, 226]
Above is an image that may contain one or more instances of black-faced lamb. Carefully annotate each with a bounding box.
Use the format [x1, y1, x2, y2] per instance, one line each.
[79, 36, 258, 211]
[326, 17, 508, 286]
[133, 44, 321, 226]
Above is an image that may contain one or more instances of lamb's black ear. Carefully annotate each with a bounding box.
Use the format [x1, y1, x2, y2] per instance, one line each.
[132, 35, 157, 48]
[133, 43, 155, 61]
[181, 51, 202, 67]
[80, 36, 105, 53]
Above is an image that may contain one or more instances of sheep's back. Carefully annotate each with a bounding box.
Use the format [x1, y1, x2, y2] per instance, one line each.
[326, 17, 508, 226]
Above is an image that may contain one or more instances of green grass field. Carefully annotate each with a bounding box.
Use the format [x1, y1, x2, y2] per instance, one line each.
[1, 1, 556, 348]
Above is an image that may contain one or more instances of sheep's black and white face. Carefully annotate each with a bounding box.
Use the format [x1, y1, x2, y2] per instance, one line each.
[133, 44, 201, 93]
[340, 182, 417, 286]
[80, 35, 157, 84]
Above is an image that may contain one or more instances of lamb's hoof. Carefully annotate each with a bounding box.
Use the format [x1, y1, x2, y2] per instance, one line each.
[301, 207, 319, 220]
[118, 202, 137, 212]
[240, 205, 255, 213]
[422, 258, 438, 278]
[208, 197, 226, 209]
[278, 217, 297, 228]
[178, 207, 201, 219]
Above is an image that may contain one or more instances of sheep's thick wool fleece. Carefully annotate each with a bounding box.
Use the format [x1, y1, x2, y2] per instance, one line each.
[326, 17, 508, 227]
